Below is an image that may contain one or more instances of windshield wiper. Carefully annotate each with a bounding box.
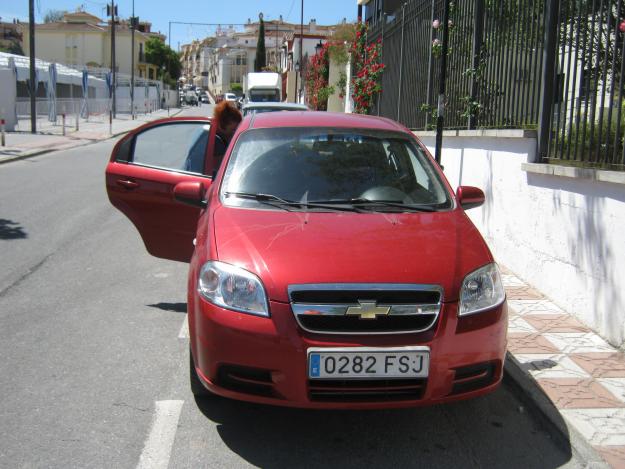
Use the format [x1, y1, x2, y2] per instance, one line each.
[223, 192, 364, 212]
[309, 197, 438, 212]
[225, 191, 292, 203]
[224, 191, 297, 211]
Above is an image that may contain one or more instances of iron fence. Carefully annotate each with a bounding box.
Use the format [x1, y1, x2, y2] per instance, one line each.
[367, 0, 625, 170]
[545, 0, 625, 170]
[369, 0, 545, 130]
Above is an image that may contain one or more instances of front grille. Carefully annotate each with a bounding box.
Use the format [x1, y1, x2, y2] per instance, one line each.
[290, 289, 440, 304]
[299, 314, 436, 333]
[289, 283, 443, 335]
[309, 378, 426, 402]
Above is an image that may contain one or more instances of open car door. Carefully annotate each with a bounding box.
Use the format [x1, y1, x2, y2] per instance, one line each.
[105, 117, 218, 262]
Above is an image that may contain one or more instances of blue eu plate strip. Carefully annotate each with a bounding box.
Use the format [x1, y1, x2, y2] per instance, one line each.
[309, 354, 320, 377]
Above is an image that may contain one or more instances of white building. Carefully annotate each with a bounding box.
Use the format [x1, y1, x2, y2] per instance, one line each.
[182, 17, 341, 99]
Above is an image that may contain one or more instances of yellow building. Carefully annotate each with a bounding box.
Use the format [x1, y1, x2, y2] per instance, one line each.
[21, 10, 163, 79]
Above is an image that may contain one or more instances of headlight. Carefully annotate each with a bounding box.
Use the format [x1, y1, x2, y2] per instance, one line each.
[198, 261, 269, 317]
[459, 263, 505, 316]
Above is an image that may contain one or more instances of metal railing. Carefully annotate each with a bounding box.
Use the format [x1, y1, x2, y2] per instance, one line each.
[544, 0, 625, 170]
[367, 0, 625, 170]
[368, 0, 545, 130]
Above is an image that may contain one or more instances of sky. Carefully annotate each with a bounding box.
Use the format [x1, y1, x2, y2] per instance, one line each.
[3, 0, 359, 51]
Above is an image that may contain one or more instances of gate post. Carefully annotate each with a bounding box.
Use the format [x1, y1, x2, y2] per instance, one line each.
[536, 0, 560, 162]
[397, 3, 407, 121]
[468, 0, 485, 130]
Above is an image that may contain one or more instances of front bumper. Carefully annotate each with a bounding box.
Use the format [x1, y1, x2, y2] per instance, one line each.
[189, 297, 507, 409]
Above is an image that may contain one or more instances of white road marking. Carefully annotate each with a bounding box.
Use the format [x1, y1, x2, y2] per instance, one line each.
[136, 400, 184, 469]
[178, 315, 189, 339]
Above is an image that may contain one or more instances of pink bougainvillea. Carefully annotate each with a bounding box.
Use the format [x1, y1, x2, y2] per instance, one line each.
[350, 20, 385, 114]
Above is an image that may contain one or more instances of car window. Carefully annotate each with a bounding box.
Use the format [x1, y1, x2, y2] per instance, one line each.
[249, 89, 280, 102]
[222, 127, 452, 210]
[132, 122, 210, 175]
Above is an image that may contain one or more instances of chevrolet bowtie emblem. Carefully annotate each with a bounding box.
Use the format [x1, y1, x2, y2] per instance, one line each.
[346, 301, 391, 320]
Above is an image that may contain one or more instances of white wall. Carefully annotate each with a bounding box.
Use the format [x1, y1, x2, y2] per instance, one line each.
[417, 131, 625, 348]
[0, 68, 17, 130]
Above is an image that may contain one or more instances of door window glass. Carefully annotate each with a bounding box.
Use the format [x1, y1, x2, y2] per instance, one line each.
[132, 122, 210, 174]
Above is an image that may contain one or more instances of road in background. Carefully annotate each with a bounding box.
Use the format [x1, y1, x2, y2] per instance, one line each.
[0, 104, 586, 468]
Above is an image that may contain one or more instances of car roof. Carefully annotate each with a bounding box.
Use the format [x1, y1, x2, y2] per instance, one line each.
[247, 111, 406, 132]
[242, 102, 309, 111]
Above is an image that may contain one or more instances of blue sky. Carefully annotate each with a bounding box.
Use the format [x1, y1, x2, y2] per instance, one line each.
[2, 0, 358, 51]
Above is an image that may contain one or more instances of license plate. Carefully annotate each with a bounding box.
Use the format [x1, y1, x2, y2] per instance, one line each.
[308, 347, 430, 379]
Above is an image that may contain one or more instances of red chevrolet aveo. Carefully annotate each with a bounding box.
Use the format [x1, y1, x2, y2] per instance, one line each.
[106, 111, 507, 409]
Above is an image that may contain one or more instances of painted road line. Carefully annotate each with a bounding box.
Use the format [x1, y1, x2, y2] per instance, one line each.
[178, 315, 189, 339]
[136, 400, 184, 469]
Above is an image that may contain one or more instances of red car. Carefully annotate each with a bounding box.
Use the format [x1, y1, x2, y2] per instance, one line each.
[105, 112, 507, 409]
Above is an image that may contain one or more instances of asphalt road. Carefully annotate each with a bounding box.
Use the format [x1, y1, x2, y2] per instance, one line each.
[0, 104, 585, 469]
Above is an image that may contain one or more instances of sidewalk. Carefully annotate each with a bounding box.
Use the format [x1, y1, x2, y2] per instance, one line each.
[502, 266, 625, 468]
[0, 108, 181, 164]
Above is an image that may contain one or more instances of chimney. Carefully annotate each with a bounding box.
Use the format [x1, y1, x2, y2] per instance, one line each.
[309, 18, 317, 33]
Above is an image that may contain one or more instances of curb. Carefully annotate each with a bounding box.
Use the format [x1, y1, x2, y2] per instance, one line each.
[0, 109, 183, 165]
[504, 353, 610, 468]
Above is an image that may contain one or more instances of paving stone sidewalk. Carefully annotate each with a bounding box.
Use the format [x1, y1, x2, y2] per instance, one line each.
[503, 267, 625, 468]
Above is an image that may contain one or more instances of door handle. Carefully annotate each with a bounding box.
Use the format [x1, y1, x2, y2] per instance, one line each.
[116, 179, 140, 189]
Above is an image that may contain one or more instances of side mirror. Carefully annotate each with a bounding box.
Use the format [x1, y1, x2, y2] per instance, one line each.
[456, 186, 485, 210]
[174, 181, 207, 208]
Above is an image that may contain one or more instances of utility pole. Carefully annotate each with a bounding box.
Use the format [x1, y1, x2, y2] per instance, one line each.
[130, 0, 136, 120]
[109, 0, 117, 117]
[29, 0, 36, 133]
[299, 0, 304, 103]
[434, 0, 450, 165]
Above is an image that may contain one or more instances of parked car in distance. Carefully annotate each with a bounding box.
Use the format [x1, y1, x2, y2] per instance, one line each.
[199, 92, 210, 104]
[224, 92, 238, 104]
[242, 102, 309, 116]
[184, 91, 199, 106]
[105, 112, 507, 409]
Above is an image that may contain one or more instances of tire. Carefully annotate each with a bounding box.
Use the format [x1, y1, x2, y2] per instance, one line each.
[190, 348, 212, 398]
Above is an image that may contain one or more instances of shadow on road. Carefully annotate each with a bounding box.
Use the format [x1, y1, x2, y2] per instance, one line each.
[0, 219, 27, 240]
[193, 379, 574, 469]
[147, 302, 187, 313]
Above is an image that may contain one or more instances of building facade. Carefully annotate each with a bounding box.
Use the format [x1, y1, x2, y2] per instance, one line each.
[180, 17, 341, 97]
[20, 10, 163, 79]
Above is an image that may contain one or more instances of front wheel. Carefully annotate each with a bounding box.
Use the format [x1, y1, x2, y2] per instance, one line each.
[190, 348, 212, 398]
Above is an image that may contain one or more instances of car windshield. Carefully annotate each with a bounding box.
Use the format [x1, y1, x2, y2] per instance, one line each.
[249, 89, 280, 102]
[221, 127, 452, 212]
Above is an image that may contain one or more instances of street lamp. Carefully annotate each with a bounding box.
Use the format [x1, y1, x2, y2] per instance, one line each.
[315, 40, 323, 55]
[294, 61, 300, 104]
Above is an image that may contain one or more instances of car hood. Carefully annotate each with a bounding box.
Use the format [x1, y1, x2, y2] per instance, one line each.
[212, 207, 493, 303]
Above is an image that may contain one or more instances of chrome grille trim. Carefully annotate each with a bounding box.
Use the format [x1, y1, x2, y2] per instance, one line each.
[288, 283, 443, 335]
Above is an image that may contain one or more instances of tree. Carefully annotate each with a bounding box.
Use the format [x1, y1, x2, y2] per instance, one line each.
[43, 10, 66, 23]
[255, 14, 266, 72]
[145, 37, 181, 87]
[0, 41, 24, 55]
